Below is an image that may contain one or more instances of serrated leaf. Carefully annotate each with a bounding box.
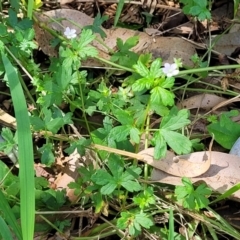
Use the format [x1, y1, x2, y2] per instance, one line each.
[207, 114, 240, 149]
[65, 138, 91, 155]
[150, 102, 169, 116]
[175, 186, 189, 199]
[190, 6, 202, 15]
[194, 0, 207, 7]
[101, 182, 117, 195]
[150, 86, 162, 105]
[0, 24, 7, 36]
[182, 177, 195, 193]
[161, 109, 190, 131]
[184, 194, 195, 209]
[91, 170, 112, 185]
[132, 77, 153, 92]
[152, 132, 167, 159]
[30, 116, 45, 130]
[159, 88, 175, 106]
[122, 180, 142, 192]
[149, 58, 162, 78]
[195, 195, 209, 209]
[133, 61, 149, 77]
[135, 212, 153, 228]
[17, 18, 33, 30]
[117, 212, 131, 229]
[130, 127, 140, 143]
[84, 13, 108, 39]
[160, 77, 175, 88]
[10, 0, 20, 10]
[78, 29, 95, 47]
[46, 118, 64, 134]
[78, 46, 98, 59]
[92, 192, 104, 213]
[175, 177, 211, 210]
[118, 36, 139, 51]
[114, 109, 133, 125]
[116, 38, 124, 49]
[182, 5, 191, 14]
[110, 125, 131, 142]
[195, 184, 211, 196]
[39, 143, 55, 165]
[161, 129, 192, 154]
[7, 9, 18, 27]
[108, 155, 124, 177]
[151, 87, 174, 106]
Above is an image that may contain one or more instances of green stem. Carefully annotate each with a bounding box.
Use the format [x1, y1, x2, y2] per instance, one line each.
[179, 88, 237, 96]
[178, 64, 240, 76]
[78, 72, 92, 137]
[144, 114, 150, 183]
[95, 56, 134, 72]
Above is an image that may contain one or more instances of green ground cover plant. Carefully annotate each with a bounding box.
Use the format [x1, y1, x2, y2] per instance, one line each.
[0, 0, 240, 239]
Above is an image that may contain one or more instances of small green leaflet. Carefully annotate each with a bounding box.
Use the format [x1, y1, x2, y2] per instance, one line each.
[207, 113, 240, 149]
[175, 177, 212, 211]
[160, 108, 190, 130]
[117, 211, 153, 237]
[111, 37, 139, 67]
[133, 60, 150, 78]
[84, 13, 108, 39]
[160, 129, 192, 154]
[152, 108, 192, 159]
[91, 155, 142, 195]
[133, 187, 156, 209]
[150, 86, 175, 106]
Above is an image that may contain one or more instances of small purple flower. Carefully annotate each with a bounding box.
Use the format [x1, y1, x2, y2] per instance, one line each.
[64, 27, 77, 39]
[162, 63, 179, 77]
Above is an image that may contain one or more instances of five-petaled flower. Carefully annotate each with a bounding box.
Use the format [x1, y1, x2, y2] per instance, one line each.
[64, 27, 77, 39]
[162, 63, 179, 77]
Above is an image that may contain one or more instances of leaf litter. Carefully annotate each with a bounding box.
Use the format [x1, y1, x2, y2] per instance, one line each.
[34, 9, 196, 66]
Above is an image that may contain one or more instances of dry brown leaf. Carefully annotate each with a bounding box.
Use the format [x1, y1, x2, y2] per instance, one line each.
[60, 0, 74, 5]
[0, 108, 17, 129]
[177, 94, 227, 110]
[54, 149, 82, 202]
[150, 151, 240, 200]
[142, 37, 195, 66]
[139, 148, 211, 178]
[35, 9, 196, 66]
[212, 32, 240, 56]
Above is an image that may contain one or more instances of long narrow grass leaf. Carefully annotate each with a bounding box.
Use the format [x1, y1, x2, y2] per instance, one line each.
[0, 190, 22, 240]
[168, 208, 174, 240]
[114, 0, 125, 27]
[1, 52, 35, 240]
[210, 183, 240, 204]
[0, 215, 14, 240]
[27, 0, 34, 19]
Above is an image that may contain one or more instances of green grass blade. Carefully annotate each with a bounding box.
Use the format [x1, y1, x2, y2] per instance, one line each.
[27, 0, 34, 19]
[1, 52, 35, 240]
[0, 190, 22, 240]
[210, 183, 240, 204]
[168, 208, 174, 240]
[0, 215, 14, 240]
[234, 0, 240, 16]
[114, 0, 125, 27]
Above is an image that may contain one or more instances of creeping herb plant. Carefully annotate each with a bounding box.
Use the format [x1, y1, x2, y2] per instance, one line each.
[180, 0, 211, 21]
[175, 177, 212, 211]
